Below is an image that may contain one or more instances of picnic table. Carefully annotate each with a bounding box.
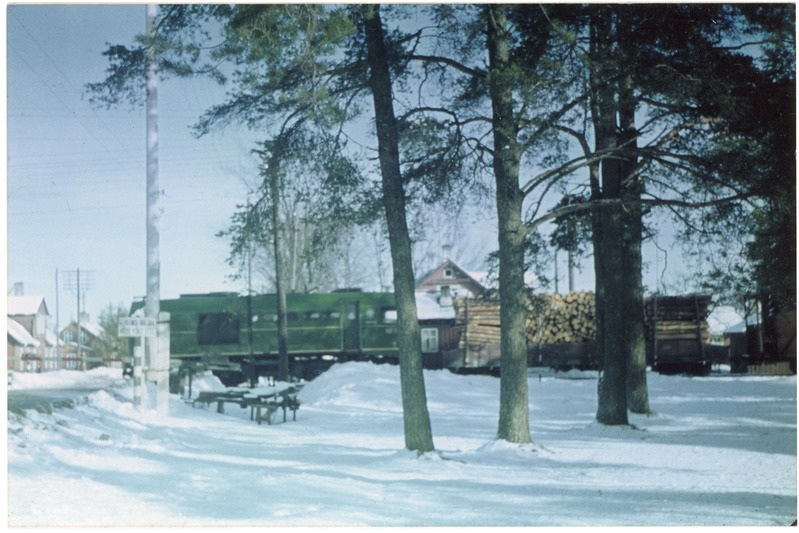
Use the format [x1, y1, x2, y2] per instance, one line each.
[193, 384, 303, 425]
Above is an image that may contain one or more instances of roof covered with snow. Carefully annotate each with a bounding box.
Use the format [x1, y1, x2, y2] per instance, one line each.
[61, 319, 106, 339]
[45, 329, 62, 347]
[7, 295, 48, 317]
[469, 271, 538, 290]
[81, 321, 105, 339]
[7, 318, 39, 347]
[415, 291, 456, 321]
[707, 306, 746, 335]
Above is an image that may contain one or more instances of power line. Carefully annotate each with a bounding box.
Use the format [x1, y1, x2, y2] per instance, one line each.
[8, 9, 140, 167]
[61, 268, 96, 370]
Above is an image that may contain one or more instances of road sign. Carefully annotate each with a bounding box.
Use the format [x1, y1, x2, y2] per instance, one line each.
[119, 317, 157, 337]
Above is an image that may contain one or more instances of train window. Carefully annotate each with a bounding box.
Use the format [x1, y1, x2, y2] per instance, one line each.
[287, 312, 299, 321]
[365, 308, 375, 320]
[382, 308, 397, 324]
[327, 311, 341, 320]
[197, 313, 240, 345]
[305, 311, 321, 320]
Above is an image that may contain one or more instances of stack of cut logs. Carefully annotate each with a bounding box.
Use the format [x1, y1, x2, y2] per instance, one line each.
[453, 299, 502, 348]
[452, 291, 598, 348]
[526, 291, 597, 344]
[645, 321, 711, 343]
[643, 294, 712, 344]
[453, 292, 712, 347]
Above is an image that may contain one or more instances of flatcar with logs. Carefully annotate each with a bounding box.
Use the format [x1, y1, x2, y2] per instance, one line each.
[441, 292, 734, 376]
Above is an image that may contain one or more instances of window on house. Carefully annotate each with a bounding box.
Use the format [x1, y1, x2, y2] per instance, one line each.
[443, 267, 453, 279]
[63, 331, 73, 344]
[421, 328, 439, 353]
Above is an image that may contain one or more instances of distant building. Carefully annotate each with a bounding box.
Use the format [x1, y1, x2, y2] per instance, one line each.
[414, 249, 479, 366]
[7, 317, 40, 372]
[415, 257, 486, 299]
[415, 290, 458, 368]
[7, 295, 55, 372]
[60, 313, 106, 370]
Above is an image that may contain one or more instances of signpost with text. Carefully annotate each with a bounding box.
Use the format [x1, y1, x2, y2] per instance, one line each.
[119, 317, 157, 411]
[119, 317, 157, 338]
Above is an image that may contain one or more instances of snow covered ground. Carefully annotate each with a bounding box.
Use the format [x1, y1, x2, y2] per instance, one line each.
[6, 363, 797, 526]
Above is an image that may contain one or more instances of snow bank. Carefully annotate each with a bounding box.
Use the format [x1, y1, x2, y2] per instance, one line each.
[299, 361, 402, 412]
[186, 370, 226, 396]
[7, 361, 797, 527]
[8, 367, 124, 390]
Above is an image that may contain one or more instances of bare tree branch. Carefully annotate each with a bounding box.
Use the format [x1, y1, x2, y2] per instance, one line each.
[526, 192, 753, 235]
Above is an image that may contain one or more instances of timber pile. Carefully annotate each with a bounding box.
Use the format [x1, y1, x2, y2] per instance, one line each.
[452, 292, 599, 347]
[526, 291, 597, 344]
[453, 292, 712, 347]
[645, 321, 711, 343]
[453, 299, 502, 348]
[643, 294, 712, 343]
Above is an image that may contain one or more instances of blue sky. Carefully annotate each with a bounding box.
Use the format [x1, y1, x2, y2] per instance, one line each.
[7, 4, 263, 326]
[5, 3, 507, 329]
[6, 3, 700, 331]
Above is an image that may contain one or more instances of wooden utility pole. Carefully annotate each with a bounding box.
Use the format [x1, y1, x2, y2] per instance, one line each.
[62, 269, 94, 370]
[145, 3, 168, 415]
[145, 3, 160, 331]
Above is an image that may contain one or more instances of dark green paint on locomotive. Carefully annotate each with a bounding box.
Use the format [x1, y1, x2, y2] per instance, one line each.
[130, 291, 399, 365]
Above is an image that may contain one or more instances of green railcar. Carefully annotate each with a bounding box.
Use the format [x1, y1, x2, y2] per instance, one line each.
[130, 291, 399, 383]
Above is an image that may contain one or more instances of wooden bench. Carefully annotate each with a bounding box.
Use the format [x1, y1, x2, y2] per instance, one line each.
[242, 389, 301, 425]
[193, 387, 301, 424]
[192, 390, 249, 413]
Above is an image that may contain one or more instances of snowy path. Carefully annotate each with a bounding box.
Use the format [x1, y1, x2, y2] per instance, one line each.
[7, 364, 796, 526]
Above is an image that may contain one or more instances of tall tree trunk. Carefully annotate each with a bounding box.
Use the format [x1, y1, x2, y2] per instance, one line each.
[269, 161, 290, 382]
[486, 4, 532, 444]
[589, 159, 604, 370]
[589, 157, 604, 370]
[362, 4, 435, 454]
[289, 203, 299, 293]
[588, 12, 605, 376]
[617, 36, 650, 414]
[591, 11, 628, 426]
[568, 248, 575, 293]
